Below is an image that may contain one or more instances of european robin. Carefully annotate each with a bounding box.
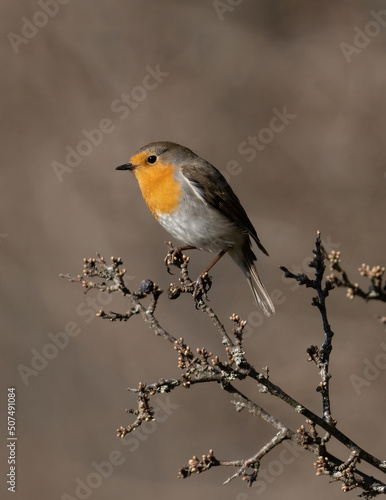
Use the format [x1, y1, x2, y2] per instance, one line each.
[116, 142, 275, 316]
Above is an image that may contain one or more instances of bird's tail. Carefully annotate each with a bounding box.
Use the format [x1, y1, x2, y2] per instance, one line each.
[229, 243, 275, 317]
[246, 263, 275, 317]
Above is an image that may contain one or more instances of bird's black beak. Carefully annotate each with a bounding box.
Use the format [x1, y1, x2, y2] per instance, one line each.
[116, 163, 135, 171]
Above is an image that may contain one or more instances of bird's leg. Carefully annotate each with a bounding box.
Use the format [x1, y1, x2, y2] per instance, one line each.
[203, 249, 227, 274]
[164, 241, 196, 274]
[192, 249, 227, 302]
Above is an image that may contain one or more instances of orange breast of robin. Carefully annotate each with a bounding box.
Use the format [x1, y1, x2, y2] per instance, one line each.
[132, 158, 183, 219]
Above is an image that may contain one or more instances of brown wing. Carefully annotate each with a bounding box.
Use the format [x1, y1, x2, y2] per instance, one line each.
[181, 161, 269, 256]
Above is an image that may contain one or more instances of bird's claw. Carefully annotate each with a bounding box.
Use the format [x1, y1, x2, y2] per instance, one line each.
[192, 272, 212, 304]
[164, 242, 184, 274]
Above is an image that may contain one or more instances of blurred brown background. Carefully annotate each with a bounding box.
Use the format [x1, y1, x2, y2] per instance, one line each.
[1, 1, 386, 499]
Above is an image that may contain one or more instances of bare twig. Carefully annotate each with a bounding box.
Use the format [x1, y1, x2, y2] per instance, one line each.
[61, 237, 386, 498]
[324, 249, 386, 302]
[280, 231, 334, 424]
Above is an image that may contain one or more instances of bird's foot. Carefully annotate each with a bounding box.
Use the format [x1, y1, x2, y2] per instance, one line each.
[164, 241, 185, 274]
[164, 242, 196, 274]
[167, 270, 212, 304]
[192, 272, 212, 305]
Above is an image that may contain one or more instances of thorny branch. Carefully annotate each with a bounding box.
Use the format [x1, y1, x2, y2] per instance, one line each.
[61, 234, 386, 498]
[280, 231, 335, 424]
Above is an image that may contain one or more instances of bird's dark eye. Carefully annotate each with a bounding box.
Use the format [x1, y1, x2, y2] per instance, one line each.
[147, 155, 157, 164]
